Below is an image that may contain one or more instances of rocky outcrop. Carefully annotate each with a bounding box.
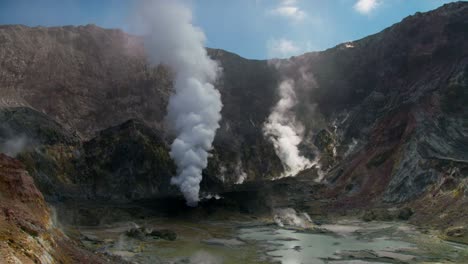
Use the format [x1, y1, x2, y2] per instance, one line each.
[0, 107, 84, 200]
[0, 154, 128, 263]
[0, 108, 225, 203]
[81, 119, 177, 201]
[0, 107, 80, 145]
[298, 2, 468, 209]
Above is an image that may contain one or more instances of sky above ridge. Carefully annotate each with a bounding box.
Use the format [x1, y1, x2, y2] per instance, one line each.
[0, 0, 459, 59]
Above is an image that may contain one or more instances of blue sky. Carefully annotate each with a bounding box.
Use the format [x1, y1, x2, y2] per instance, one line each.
[0, 0, 459, 59]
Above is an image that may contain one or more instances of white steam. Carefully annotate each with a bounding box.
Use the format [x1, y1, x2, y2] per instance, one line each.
[137, 0, 222, 206]
[263, 79, 313, 177]
[0, 135, 28, 157]
[344, 138, 359, 157]
[273, 208, 313, 228]
[235, 160, 247, 184]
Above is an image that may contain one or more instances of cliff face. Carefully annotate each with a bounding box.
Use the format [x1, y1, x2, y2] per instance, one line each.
[81, 119, 177, 201]
[0, 154, 129, 263]
[0, 24, 171, 136]
[300, 2, 468, 205]
[0, 3, 466, 209]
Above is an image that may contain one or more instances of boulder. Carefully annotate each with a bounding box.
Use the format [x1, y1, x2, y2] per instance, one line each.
[125, 227, 147, 239]
[148, 229, 177, 241]
[444, 226, 468, 244]
[362, 209, 394, 222]
[397, 207, 414, 220]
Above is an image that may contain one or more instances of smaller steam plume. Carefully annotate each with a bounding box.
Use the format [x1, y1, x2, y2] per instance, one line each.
[0, 125, 30, 158]
[0, 135, 28, 157]
[263, 79, 314, 177]
[235, 160, 248, 184]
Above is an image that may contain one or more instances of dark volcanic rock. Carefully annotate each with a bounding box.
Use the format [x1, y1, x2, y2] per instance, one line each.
[82, 119, 177, 201]
[0, 107, 84, 200]
[362, 209, 394, 222]
[147, 229, 177, 241]
[0, 108, 179, 202]
[314, 3, 468, 209]
[397, 207, 414, 220]
[207, 49, 284, 182]
[0, 107, 80, 146]
[78, 118, 223, 202]
[125, 226, 177, 241]
[126, 227, 147, 239]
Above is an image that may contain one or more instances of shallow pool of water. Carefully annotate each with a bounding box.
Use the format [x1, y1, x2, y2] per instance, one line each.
[238, 226, 414, 264]
[74, 218, 468, 264]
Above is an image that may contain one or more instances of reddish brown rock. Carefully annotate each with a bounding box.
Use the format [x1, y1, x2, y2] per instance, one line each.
[0, 154, 128, 263]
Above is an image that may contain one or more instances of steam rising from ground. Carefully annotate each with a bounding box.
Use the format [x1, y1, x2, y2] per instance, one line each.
[235, 160, 248, 184]
[137, 0, 222, 206]
[0, 125, 30, 157]
[0, 135, 27, 157]
[273, 208, 313, 228]
[263, 79, 313, 177]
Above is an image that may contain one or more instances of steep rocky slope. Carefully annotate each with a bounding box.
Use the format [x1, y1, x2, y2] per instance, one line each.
[0, 24, 171, 136]
[0, 107, 84, 200]
[0, 107, 226, 202]
[0, 23, 283, 185]
[300, 2, 468, 206]
[0, 154, 128, 263]
[81, 119, 177, 201]
[0, 2, 466, 226]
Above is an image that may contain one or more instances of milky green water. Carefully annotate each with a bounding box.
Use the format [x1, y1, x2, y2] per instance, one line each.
[76, 219, 468, 264]
[238, 225, 419, 264]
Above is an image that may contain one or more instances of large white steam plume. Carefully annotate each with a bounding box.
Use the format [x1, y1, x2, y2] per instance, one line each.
[137, 0, 222, 206]
[263, 79, 313, 177]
